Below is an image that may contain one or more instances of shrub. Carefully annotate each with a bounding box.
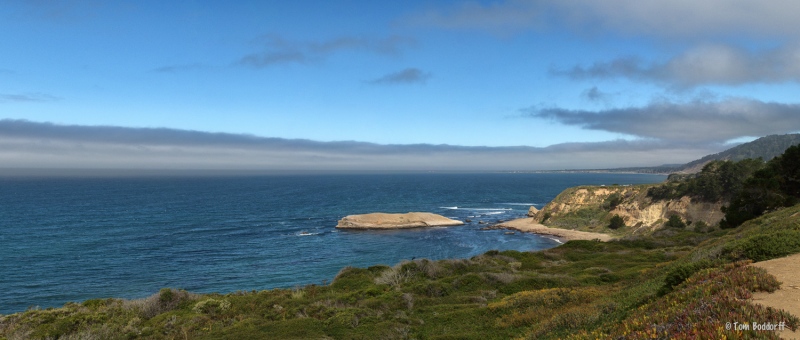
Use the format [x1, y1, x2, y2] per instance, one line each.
[607, 215, 625, 229]
[602, 193, 623, 211]
[723, 229, 800, 262]
[192, 298, 231, 315]
[658, 260, 712, 295]
[665, 215, 686, 229]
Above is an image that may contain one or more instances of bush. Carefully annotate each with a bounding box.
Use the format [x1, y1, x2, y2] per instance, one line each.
[602, 193, 623, 211]
[664, 215, 686, 229]
[658, 260, 712, 295]
[723, 230, 800, 262]
[607, 215, 625, 229]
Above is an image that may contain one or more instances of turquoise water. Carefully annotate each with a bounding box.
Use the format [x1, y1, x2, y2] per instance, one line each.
[0, 172, 664, 314]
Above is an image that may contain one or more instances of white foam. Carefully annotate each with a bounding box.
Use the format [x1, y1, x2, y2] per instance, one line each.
[465, 208, 513, 211]
[440, 206, 458, 210]
[544, 236, 564, 244]
[498, 203, 537, 206]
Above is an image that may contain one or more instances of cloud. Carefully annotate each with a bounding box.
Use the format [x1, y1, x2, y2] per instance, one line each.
[581, 86, 613, 102]
[404, 0, 543, 36]
[237, 35, 415, 68]
[528, 98, 800, 143]
[152, 63, 208, 73]
[0, 93, 59, 103]
[556, 44, 800, 88]
[0, 120, 728, 172]
[368, 68, 431, 85]
[406, 1, 800, 40]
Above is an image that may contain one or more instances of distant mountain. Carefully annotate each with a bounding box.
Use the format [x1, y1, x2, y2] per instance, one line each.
[675, 134, 800, 173]
[592, 134, 800, 175]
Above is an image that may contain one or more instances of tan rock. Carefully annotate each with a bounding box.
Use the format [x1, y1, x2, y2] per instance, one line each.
[336, 212, 464, 229]
[527, 205, 539, 217]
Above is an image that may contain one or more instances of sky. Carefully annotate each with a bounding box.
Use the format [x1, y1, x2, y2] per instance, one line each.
[2, 0, 800, 172]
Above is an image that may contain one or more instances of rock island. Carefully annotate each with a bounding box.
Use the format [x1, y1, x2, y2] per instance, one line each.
[336, 212, 464, 229]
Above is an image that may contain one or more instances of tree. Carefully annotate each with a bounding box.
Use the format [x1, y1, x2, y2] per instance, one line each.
[664, 215, 686, 229]
[608, 215, 625, 229]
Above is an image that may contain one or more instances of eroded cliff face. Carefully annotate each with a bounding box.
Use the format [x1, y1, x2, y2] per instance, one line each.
[532, 185, 724, 233]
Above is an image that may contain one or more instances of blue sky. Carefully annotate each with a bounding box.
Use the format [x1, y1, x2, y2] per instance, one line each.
[2, 1, 800, 171]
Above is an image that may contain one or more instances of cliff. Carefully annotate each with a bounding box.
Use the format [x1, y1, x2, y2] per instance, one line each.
[336, 212, 464, 229]
[531, 184, 724, 234]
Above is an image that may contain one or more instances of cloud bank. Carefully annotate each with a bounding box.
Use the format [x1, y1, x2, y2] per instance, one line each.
[529, 98, 800, 143]
[556, 44, 800, 88]
[407, 1, 800, 40]
[0, 120, 725, 173]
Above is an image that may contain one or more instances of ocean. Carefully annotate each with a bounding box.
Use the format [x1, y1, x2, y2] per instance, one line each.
[0, 172, 665, 314]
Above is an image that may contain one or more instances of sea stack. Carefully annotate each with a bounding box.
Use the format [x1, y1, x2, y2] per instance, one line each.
[336, 212, 464, 230]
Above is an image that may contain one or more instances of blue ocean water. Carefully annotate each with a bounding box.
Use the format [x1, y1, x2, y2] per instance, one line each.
[0, 172, 664, 314]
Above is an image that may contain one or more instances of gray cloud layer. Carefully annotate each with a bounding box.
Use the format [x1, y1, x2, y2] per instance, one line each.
[407, 1, 800, 39]
[238, 35, 415, 68]
[368, 68, 431, 85]
[0, 120, 725, 172]
[556, 44, 800, 88]
[529, 98, 800, 143]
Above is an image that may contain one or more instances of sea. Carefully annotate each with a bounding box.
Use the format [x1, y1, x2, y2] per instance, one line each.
[0, 172, 665, 314]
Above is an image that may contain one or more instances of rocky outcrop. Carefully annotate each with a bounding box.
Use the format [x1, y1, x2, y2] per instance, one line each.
[527, 206, 539, 217]
[535, 185, 725, 233]
[336, 212, 464, 230]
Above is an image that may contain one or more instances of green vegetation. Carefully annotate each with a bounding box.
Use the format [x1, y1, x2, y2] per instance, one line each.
[607, 215, 625, 229]
[647, 158, 764, 202]
[601, 193, 623, 211]
[677, 133, 800, 173]
[3, 203, 800, 339]
[664, 215, 686, 229]
[722, 145, 800, 228]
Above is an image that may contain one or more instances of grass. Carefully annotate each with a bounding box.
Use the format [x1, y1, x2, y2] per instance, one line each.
[2, 205, 800, 339]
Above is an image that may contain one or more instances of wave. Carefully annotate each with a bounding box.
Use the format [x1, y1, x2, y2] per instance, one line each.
[296, 231, 322, 236]
[498, 203, 538, 206]
[440, 207, 513, 211]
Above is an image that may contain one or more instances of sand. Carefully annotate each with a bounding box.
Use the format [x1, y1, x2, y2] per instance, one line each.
[751, 253, 800, 339]
[493, 217, 614, 242]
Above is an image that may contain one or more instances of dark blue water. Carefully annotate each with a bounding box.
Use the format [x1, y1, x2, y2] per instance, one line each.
[0, 172, 664, 314]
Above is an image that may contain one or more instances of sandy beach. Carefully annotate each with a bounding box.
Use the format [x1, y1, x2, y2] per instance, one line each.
[493, 217, 615, 242]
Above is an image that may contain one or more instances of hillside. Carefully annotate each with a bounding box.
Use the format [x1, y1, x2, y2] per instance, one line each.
[675, 133, 800, 173]
[530, 184, 723, 236]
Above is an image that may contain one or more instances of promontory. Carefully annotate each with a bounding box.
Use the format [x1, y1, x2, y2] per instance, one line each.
[336, 212, 464, 229]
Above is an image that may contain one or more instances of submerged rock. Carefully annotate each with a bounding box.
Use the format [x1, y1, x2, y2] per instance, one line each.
[336, 212, 464, 229]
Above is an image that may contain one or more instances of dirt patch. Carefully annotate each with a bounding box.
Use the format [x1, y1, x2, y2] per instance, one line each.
[751, 253, 800, 339]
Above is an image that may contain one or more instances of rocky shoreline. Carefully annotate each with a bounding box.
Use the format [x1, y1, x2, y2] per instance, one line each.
[487, 217, 614, 242]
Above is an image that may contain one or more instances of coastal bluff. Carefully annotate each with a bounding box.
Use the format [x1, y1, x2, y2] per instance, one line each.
[336, 212, 464, 229]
